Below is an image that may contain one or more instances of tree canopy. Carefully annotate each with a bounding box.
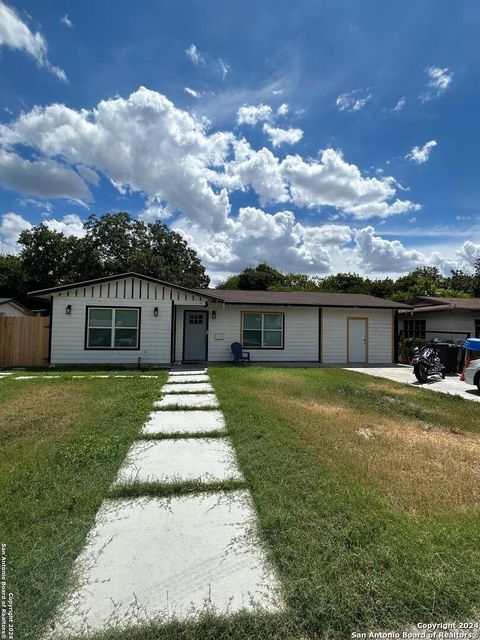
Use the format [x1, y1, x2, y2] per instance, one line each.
[0, 212, 209, 305]
[216, 262, 478, 304]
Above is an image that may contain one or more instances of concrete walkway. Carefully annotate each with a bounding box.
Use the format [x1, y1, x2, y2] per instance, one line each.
[48, 367, 282, 637]
[346, 364, 480, 403]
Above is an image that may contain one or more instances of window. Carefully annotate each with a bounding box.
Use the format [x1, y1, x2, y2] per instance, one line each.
[189, 314, 204, 325]
[475, 319, 480, 339]
[86, 307, 140, 349]
[403, 318, 426, 339]
[242, 313, 283, 348]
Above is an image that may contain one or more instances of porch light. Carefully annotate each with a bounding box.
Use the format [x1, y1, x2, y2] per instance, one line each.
[212, 310, 216, 320]
[153, 307, 159, 317]
[65, 304, 72, 315]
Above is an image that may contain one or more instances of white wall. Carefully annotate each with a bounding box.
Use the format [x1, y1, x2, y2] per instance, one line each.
[204, 304, 320, 362]
[322, 308, 393, 364]
[400, 311, 479, 339]
[0, 302, 29, 317]
[49, 277, 211, 365]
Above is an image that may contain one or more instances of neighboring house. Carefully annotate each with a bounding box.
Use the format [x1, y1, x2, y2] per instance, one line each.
[0, 298, 30, 317]
[399, 296, 480, 342]
[29, 273, 410, 366]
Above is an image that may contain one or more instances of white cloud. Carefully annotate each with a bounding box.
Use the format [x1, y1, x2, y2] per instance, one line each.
[0, 87, 426, 276]
[393, 97, 406, 112]
[60, 14, 73, 28]
[184, 87, 202, 98]
[456, 241, 480, 268]
[0, 149, 91, 202]
[221, 139, 289, 205]
[405, 139, 437, 164]
[218, 58, 229, 80]
[44, 214, 85, 237]
[1, 87, 234, 230]
[282, 149, 418, 218]
[421, 66, 453, 101]
[185, 43, 204, 66]
[0, 211, 32, 253]
[354, 226, 426, 272]
[0, 1, 67, 80]
[263, 124, 303, 148]
[237, 103, 273, 126]
[176, 207, 352, 274]
[336, 89, 372, 112]
[277, 103, 289, 116]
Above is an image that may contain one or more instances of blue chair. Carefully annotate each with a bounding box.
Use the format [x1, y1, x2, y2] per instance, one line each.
[231, 342, 251, 366]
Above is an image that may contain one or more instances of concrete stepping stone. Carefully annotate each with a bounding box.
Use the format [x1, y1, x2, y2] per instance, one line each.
[169, 368, 207, 376]
[161, 383, 213, 394]
[113, 438, 242, 486]
[154, 393, 219, 409]
[142, 410, 225, 435]
[47, 492, 282, 636]
[166, 374, 210, 384]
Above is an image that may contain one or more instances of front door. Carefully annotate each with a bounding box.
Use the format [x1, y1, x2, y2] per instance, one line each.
[183, 311, 208, 362]
[348, 318, 367, 363]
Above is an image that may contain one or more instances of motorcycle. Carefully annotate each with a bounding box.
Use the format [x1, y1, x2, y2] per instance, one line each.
[411, 342, 445, 383]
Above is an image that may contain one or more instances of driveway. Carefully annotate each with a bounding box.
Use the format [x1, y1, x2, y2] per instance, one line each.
[345, 364, 480, 403]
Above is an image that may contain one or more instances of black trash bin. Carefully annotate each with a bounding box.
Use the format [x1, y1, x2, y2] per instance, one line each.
[435, 343, 461, 374]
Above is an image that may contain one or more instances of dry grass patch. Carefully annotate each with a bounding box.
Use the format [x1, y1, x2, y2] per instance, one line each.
[259, 390, 480, 514]
[0, 384, 83, 451]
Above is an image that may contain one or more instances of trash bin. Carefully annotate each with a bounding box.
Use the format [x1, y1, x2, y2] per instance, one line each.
[435, 343, 461, 374]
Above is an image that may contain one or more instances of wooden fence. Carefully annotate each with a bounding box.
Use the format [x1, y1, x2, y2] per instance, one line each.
[0, 316, 50, 367]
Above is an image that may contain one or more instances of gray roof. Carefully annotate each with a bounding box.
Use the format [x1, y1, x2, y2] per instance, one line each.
[196, 289, 411, 309]
[402, 295, 480, 313]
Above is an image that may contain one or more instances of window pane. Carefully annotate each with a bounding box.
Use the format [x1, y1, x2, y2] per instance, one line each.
[243, 330, 262, 347]
[115, 309, 138, 327]
[243, 314, 262, 330]
[114, 328, 138, 348]
[264, 314, 282, 330]
[89, 308, 112, 327]
[263, 330, 282, 347]
[88, 328, 112, 347]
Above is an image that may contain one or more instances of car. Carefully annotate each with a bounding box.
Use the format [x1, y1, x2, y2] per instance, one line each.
[464, 358, 480, 391]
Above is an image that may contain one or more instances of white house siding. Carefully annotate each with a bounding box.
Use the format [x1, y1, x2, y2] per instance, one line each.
[49, 277, 209, 366]
[205, 304, 320, 362]
[321, 308, 393, 364]
[400, 311, 480, 340]
[0, 302, 29, 317]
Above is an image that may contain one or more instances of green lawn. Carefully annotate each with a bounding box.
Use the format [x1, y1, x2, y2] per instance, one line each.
[210, 367, 480, 639]
[2, 367, 480, 640]
[0, 371, 166, 640]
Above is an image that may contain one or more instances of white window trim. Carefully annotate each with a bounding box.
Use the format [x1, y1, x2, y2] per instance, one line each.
[86, 307, 140, 350]
[242, 312, 284, 349]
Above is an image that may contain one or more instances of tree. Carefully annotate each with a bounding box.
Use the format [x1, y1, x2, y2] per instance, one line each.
[0, 212, 210, 302]
[84, 213, 209, 287]
[317, 272, 370, 294]
[0, 255, 24, 300]
[473, 257, 480, 297]
[237, 263, 285, 290]
[445, 269, 474, 296]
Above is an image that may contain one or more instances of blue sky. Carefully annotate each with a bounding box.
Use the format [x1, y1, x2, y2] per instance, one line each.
[0, 0, 479, 282]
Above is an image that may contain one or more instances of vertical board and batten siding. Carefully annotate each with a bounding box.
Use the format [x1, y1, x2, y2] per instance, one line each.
[322, 307, 393, 364]
[205, 304, 320, 362]
[50, 277, 208, 365]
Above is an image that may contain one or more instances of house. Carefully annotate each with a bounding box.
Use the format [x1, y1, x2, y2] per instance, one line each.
[29, 273, 410, 367]
[0, 297, 31, 317]
[399, 296, 480, 342]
